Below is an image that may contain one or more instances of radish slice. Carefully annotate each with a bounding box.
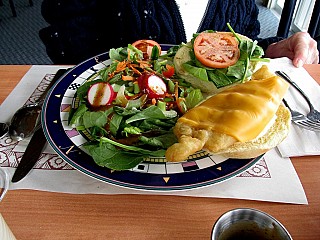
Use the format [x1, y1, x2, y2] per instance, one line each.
[87, 82, 115, 107]
[138, 73, 167, 99]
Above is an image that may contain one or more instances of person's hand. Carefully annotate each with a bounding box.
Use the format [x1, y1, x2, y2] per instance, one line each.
[265, 32, 319, 67]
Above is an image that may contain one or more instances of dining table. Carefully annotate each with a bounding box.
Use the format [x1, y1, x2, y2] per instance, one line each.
[0, 64, 319, 240]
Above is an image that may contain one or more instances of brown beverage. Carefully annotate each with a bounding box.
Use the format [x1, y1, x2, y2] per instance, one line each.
[218, 220, 285, 240]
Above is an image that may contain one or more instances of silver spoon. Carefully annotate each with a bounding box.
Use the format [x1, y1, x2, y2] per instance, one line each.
[4, 69, 67, 141]
[9, 103, 42, 141]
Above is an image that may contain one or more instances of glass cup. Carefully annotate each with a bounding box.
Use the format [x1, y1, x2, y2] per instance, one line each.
[211, 208, 292, 240]
[0, 167, 9, 202]
[0, 213, 17, 240]
[0, 167, 17, 239]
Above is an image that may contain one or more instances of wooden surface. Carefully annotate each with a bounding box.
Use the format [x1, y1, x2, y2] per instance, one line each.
[0, 65, 319, 240]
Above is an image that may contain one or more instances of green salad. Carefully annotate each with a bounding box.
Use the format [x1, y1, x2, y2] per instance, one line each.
[68, 43, 204, 170]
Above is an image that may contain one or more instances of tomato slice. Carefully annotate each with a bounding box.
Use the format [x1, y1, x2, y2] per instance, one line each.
[132, 40, 161, 60]
[193, 32, 240, 69]
[162, 64, 175, 78]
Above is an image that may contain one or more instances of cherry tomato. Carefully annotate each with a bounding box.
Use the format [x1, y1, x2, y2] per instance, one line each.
[193, 32, 240, 68]
[132, 39, 161, 59]
[137, 73, 167, 99]
[162, 64, 175, 78]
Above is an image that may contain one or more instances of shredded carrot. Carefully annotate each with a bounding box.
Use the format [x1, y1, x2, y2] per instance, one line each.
[122, 75, 135, 81]
[151, 98, 157, 105]
[116, 60, 127, 72]
[127, 49, 131, 60]
[174, 82, 179, 100]
[128, 63, 139, 68]
[108, 72, 115, 79]
[128, 64, 142, 75]
[138, 60, 152, 69]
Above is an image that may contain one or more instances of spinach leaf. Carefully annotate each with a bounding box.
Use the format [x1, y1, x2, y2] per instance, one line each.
[138, 119, 176, 132]
[139, 136, 164, 148]
[113, 106, 141, 117]
[126, 105, 168, 124]
[139, 133, 177, 149]
[69, 104, 88, 126]
[84, 142, 144, 171]
[100, 137, 166, 157]
[90, 126, 108, 139]
[109, 113, 123, 136]
[83, 109, 112, 129]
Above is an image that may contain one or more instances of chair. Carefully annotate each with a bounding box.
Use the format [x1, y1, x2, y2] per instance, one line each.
[8, 0, 33, 17]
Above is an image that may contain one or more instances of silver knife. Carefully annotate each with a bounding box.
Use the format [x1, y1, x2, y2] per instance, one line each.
[11, 126, 47, 182]
[11, 69, 68, 183]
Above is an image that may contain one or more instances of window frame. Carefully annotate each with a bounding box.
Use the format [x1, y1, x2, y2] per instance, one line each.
[267, 0, 315, 32]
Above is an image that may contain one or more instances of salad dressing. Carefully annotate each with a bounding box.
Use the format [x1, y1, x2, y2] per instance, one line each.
[91, 83, 108, 107]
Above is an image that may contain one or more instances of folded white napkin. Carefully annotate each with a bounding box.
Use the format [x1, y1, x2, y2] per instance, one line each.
[266, 57, 320, 157]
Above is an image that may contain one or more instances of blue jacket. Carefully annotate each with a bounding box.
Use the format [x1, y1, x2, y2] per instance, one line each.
[39, 0, 282, 64]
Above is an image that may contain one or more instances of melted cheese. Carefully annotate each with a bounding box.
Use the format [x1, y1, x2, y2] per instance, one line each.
[178, 76, 289, 142]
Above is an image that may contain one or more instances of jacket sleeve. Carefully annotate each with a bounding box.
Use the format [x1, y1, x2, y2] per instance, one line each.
[257, 36, 285, 51]
[39, 0, 187, 64]
[40, 0, 101, 64]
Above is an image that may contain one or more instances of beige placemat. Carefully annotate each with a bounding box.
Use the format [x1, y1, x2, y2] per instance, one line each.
[0, 65, 308, 204]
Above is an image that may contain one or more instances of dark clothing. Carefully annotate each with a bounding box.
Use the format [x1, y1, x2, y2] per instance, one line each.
[39, 0, 283, 64]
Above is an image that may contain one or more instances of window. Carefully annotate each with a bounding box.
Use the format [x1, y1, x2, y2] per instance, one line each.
[292, 0, 316, 32]
[267, 0, 316, 32]
[267, 0, 285, 17]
